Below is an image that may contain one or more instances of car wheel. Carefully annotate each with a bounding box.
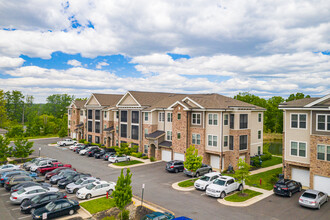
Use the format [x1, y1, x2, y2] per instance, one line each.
[69, 209, 75, 215]
[22, 199, 29, 204]
[175, 169, 178, 173]
[208, 169, 212, 173]
[74, 188, 78, 194]
[86, 194, 91, 199]
[318, 203, 321, 210]
[115, 160, 118, 163]
[220, 191, 226, 199]
[108, 189, 113, 196]
[238, 184, 243, 191]
[289, 192, 292, 197]
[63, 143, 66, 146]
[128, 158, 130, 161]
[195, 172, 200, 177]
[298, 186, 302, 192]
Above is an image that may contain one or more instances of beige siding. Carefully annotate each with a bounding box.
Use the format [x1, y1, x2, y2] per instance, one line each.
[250, 111, 263, 156]
[164, 110, 173, 138]
[87, 96, 99, 105]
[284, 110, 310, 164]
[120, 94, 139, 106]
[205, 112, 221, 152]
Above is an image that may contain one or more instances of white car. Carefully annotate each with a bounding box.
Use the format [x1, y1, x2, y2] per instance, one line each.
[0, 164, 21, 174]
[66, 177, 99, 194]
[206, 176, 243, 198]
[79, 146, 97, 155]
[108, 155, 130, 163]
[76, 180, 116, 200]
[30, 160, 55, 172]
[69, 143, 84, 150]
[10, 185, 59, 204]
[194, 172, 221, 190]
[57, 139, 76, 146]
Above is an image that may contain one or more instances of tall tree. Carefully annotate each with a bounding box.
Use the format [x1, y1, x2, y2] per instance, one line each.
[184, 145, 203, 174]
[43, 94, 74, 118]
[265, 96, 284, 133]
[113, 168, 132, 213]
[234, 92, 267, 108]
[5, 90, 25, 123]
[13, 137, 34, 160]
[286, 93, 310, 102]
[0, 90, 8, 128]
[0, 136, 12, 163]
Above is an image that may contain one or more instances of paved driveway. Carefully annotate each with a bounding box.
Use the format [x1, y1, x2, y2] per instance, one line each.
[2, 138, 328, 220]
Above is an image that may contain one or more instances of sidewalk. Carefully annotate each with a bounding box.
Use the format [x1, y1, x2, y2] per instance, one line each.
[250, 163, 282, 175]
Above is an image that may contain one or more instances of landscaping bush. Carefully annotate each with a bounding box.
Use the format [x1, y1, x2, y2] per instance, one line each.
[251, 157, 262, 168]
[79, 139, 86, 143]
[141, 155, 148, 159]
[150, 156, 155, 162]
[118, 209, 130, 220]
[135, 152, 143, 158]
[269, 173, 279, 185]
[260, 152, 272, 161]
[72, 138, 76, 140]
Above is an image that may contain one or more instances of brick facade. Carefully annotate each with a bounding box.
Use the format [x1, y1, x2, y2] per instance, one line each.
[172, 105, 188, 155]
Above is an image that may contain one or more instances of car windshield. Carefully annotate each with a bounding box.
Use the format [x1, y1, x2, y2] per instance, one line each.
[45, 202, 55, 211]
[75, 178, 84, 185]
[200, 176, 210, 181]
[17, 189, 26, 195]
[86, 183, 96, 190]
[302, 192, 317, 199]
[31, 194, 42, 203]
[213, 179, 226, 186]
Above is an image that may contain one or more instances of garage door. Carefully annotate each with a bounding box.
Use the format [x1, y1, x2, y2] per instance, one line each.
[314, 175, 330, 195]
[161, 150, 172, 162]
[292, 168, 310, 187]
[210, 155, 220, 169]
[174, 153, 184, 161]
[72, 132, 77, 139]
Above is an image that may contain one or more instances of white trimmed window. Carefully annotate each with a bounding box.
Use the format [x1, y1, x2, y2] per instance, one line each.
[192, 134, 201, 145]
[208, 114, 218, 125]
[258, 130, 262, 139]
[224, 114, 229, 125]
[208, 135, 217, 147]
[258, 113, 262, 122]
[144, 145, 149, 154]
[317, 114, 330, 131]
[167, 113, 173, 122]
[166, 131, 172, 141]
[144, 128, 148, 137]
[224, 136, 228, 147]
[192, 113, 201, 125]
[144, 112, 149, 121]
[159, 112, 165, 122]
[291, 114, 307, 129]
[317, 145, 330, 161]
[291, 141, 306, 157]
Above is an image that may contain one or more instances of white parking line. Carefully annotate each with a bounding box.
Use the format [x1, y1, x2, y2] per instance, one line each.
[201, 193, 206, 196]
[18, 216, 31, 219]
[11, 207, 20, 211]
[6, 200, 11, 202]
[1, 193, 10, 196]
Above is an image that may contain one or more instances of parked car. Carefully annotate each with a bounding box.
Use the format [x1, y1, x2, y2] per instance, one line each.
[206, 176, 243, 198]
[0, 164, 21, 174]
[20, 192, 67, 214]
[194, 172, 221, 190]
[76, 180, 116, 200]
[23, 157, 44, 170]
[66, 177, 99, 194]
[45, 167, 76, 180]
[5, 175, 44, 191]
[141, 212, 175, 220]
[32, 199, 80, 219]
[25, 158, 58, 171]
[30, 159, 58, 172]
[79, 146, 98, 155]
[273, 179, 302, 197]
[94, 149, 106, 159]
[183, 164, 212, 177]
[11, 182, 51, 193]
[37, 162, 72, 175]
[69, 143, 84, 150]
[165, 160, 184, 173]
[10, 185, 59, 204]
[57, 173, 91, 189]
[299, 189, 328, 209]
[86, 148, 100, 157]
[172, 217, 192, 220]
[75, 145, 88, 153]
[57, 139, 77, 146]
[108, 155, 130, 163]
[50, 170, 77, 185]
[1, 170, 38, 186]
[103, 152, 116, 160]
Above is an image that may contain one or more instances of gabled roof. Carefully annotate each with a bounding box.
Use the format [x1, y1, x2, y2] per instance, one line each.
[128, 91, 174, 107]
[145, 130, 165, 139]
[279, 94, 330, 109]
[74, 100, 87, 109]
[86, 93, 123, 107]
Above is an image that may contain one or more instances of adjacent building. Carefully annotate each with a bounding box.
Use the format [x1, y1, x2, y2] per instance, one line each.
[68, 91, 264, 170]
[279, 94, 330, 194]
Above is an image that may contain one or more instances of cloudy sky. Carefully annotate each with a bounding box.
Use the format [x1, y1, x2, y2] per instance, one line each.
[0, 0, 329, 102]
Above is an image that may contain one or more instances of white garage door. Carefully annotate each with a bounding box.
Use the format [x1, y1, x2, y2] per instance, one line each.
[314, 175, 330, 195]
[161, 150, 172, 162]
[210, 155, 220, 169]
[174, 153, 184, 161]
[72, 132, 77, 139]
[292, 168, 310, 187]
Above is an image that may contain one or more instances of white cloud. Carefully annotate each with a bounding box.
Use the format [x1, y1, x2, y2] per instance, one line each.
[96, 61, 109, 69]
[67, 59, 82, 67]
[0, 56, 24, 69]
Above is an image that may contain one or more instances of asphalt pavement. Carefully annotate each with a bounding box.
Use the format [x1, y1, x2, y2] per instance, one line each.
[2, 138, 329, 220]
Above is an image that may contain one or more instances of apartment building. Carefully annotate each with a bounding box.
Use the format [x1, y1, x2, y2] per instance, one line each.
[279, 94, 330, 194]
[68, 91, 264, 171]
[68, 100, 87, 140]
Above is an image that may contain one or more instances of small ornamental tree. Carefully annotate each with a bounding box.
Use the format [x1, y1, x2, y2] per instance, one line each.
[113, 168, 132, 219]
[115, 143, 131, 156]
[0, 135, 12, 164]
[58, 127, 67, 140]
[233, 158, 251, 194]
[184, 145, 203, 173]
[13, 136, 34, 160]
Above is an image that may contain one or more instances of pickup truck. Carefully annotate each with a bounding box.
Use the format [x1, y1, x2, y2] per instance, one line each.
[37, 162, 72, 175]
[206, 176, 243, 198]
[57, 139, 77, 146]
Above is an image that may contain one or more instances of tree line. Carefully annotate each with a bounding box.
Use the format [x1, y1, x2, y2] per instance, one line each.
[234, 92, 310, 133]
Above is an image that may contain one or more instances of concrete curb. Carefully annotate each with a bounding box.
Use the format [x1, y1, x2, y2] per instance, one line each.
[171, 180, 195, 192]
[47, 144, 58, 147]
[133, 196, 175, 216]
[108, 160, 162, 169]
[218, 186, 274, 207]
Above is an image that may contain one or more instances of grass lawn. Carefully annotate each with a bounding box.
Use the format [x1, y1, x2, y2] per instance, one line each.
[80, 196, 115, 214]
[261, 156, 282, 168]
[8, 134, 58, 141]
[178, 178, 198, 187]
[113, 160, 143, 166]
[246, 167, 282, 190]
[224, 189, 262, 202]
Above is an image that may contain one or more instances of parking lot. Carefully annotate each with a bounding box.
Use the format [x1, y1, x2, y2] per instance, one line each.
[1, 138, 329, 220]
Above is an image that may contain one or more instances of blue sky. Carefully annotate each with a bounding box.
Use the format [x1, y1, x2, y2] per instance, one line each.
[0, 1, 329, 102]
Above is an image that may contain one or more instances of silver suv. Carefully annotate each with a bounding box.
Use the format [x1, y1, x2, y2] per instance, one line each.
[65, 177, 99, 194]
[184, 163, 212, 177]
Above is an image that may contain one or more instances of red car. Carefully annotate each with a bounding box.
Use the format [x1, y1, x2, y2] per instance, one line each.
[37, 162, 72, 175]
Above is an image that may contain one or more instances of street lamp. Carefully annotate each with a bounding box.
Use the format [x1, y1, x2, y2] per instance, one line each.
[38, 147, 41, 157]
[141, 184, 145, 207]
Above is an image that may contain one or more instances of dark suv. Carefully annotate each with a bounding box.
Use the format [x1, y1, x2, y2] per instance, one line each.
[165, 160, 184, 173]
[273, 179, 302, 197]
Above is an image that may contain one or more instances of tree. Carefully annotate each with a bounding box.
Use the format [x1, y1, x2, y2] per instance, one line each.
[5, 90, 25, 123]
[265, 96, 284, 133]
[184, 145, 203, 172]
[75, 97, 88, 101]
[234, 92, 267, 108]
[58, 127, 67, 140]
[113, 168, 132, 218]
[13, 137, 34, 160]
[43, 94, 74, 118]
[233, 158, 251, 194]
[286, 93, 310, 102]
[0, 136, 12, 164]
[115, 143, 132, 156]
[0, 90, 8, 128]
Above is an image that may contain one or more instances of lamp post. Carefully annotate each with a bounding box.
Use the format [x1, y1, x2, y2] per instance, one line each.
[38, 147, 41, 157]
[141, 183, 145, 207]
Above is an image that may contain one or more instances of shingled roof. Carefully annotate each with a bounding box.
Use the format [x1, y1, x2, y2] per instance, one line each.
[279, 95, 330, 108]
[74, 100, 87, 109]
[92, 93, 123, 107]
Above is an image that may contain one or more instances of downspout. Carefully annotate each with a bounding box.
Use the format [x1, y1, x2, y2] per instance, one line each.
[220, 110, 227, 171]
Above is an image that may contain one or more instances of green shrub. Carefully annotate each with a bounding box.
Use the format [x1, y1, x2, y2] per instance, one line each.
[118, 209, 129, 220]
[131, 152, 138, 157]
[142, 155, 149, 159]
[84, 141, 90, 145]
[136, 152, 143, 158]
[72, 138, 76, 140]
[269, 173, 279, 185]
[150, 156, 156, 162]
[261, 152, 272, 161]
[251, 157, 262, 168]
[79, 139, 86, 143]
